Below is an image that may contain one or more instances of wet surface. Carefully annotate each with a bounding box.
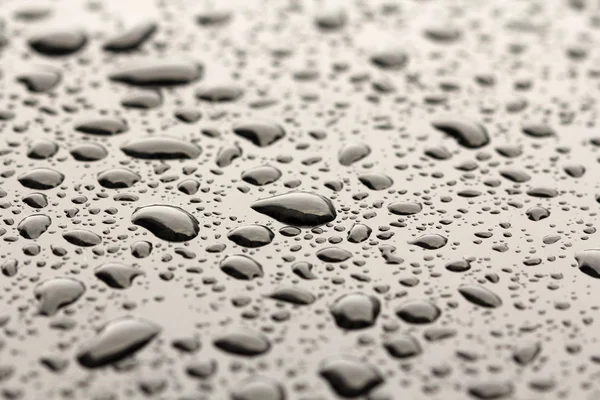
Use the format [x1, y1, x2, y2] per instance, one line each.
[0, 0, 600, 399]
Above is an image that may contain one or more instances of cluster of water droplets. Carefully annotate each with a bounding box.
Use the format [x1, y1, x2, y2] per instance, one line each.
[0, 0, 599, 398]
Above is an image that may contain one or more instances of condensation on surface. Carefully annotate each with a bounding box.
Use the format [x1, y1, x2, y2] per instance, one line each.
[0, 0, 599, 399]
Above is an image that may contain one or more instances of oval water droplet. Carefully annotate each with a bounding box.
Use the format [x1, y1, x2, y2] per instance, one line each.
[220, 255, 263, 280]
[330, 293, 381, 330]
[18, 168, 64, 190]
[251, 192, 336, 227]
[395, 299, 441, 324]
[213, 328, 271, 356]
[458, 285, 502, 308]
[121, 137, 201, 159]
[76, 317, 161, 368]
[131, 205, 199, 242]
[228, 225, 274, 248]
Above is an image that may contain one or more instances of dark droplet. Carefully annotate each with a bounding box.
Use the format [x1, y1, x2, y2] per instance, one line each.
[76, 317, 161, 368]
[241, 165, 282, 186]
[18, 214, 51, 239]
[431, 116, 490, 149]
[388, 201, 422, 216]
[75, 117, 128, 136]
[316, 247, 352, 262]
[121, 137, 201, 159]
[131, 205, 199, 242]
[62, 229, 102, 247]
[330, 293, 381, 330]
[338, 142, 371, 166]
[319, 356, 384, 398]
[213, 328, 271, 356]
[34, 277, 85, 316]
[28, 28, 87, 56]
[227, 224, 274, 248]
[220, 255, 263, 280]
[383, 334, 422, 359]
[575, 249, 600, 278]
[97, 168, 141, 189]
[409, 234, 448, 250]
[231, 377, 286, 400]
[94, 263, 144, 289]
[18, 168, 64, 190]
[109, 60, 203, 86]
[395, 299, 441, 324]
[266, 286, 316, 305]
[458, 285, 503, 308]
[251, 191, 336, 227]
[103, 20, 158, 52]
[233, 120, 286, 147]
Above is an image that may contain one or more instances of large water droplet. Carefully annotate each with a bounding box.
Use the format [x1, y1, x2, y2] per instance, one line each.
[97, 168, 141, 189]
[383, 334, 422, 358]
[395, 299, 441, 324]
[233, 120, 286, 147]
[28, 28, 87, 56]
[251, 192, 336, 227]
[330, 293, 381, 329]
[319, 356, 384, 398]
[75, 117, 128, 136]
[458, 285, 502, 308]
[409, 234, 448, 249]
[62, 229, 102, 247]
[121, 137, 201, 159]
[103, 20, 157, 52]
[266, 286, 316, 305]
[109, 60, 203, 86]
[95, 263, 144, 289]
[228, 224, 274, 248]
[231, 377, 286, 400]
[431, 116, 490, 149]
[214, 328, 271, 356]
[76, 317, 161, 368]
[131, 205, 199, 242]
[18, 168, 64, 190]
[34, 277, 85, 316]
[18, 214, 51, 239]
[338, 142, 371, 166]
[220, 255, 263, 280]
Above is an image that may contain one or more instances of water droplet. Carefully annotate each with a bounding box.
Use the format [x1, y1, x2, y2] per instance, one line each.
[109, 60, 203, 86]
[17, 214, 51, 239]
[103, 20, 157, 52]
[34, 277, 85, 316]
[395, 299, 441, 324]
[251, 192, 336, 227]
[131, 205, 199, 242]
[95, 263, 144, 289]
[214, 328, 271, 356]
[458, 285, 502, 308]
[319, 356, 384, 398]
[228, 224, 274, 248]
[76, 317, 161, 368]
[409, 234, 448, 249]
[233, 120, 286, 147]
[97, 168, 141, 189]
[18, 168, 64, 190]
[28, 28, 87, 56]
[121, 137, 201, 159]
[431, 116, 490, 149]
[220, 254, 263, 280]
[62, 229, 102, 247]
[330, 293, 380, 329]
